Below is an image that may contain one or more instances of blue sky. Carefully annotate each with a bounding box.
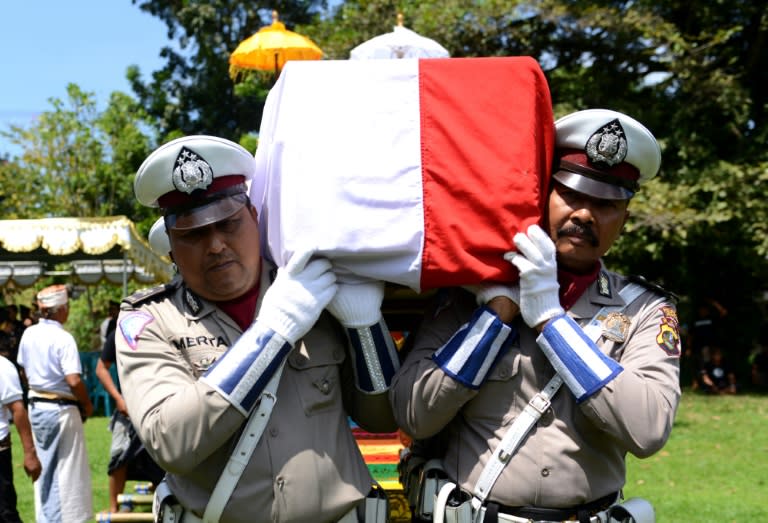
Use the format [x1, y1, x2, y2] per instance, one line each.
[0, 1, 171, 156]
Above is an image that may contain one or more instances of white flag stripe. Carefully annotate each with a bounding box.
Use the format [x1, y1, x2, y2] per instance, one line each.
[258, 59, 425, 289]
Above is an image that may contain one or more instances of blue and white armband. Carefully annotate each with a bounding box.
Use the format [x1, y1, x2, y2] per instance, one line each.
[344, 318, 401, 394]
[537, 314, 622, 403]
[432, 306, 517, 389]
[200, 322, 292, 416]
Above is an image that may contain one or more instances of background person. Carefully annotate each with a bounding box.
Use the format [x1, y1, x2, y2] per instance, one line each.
[0, 354, 42, 523]
[96, 321, 165, 513]
[17, 284, 94, 523]
[699, 346, 738, 394]
[117, 135, 399, 522]
[391, 109, 681, 522]
[99, 301, 120, 348]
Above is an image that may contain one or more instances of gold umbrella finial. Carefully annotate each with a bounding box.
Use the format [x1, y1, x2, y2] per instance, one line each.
[396, 12, 404, 27]
[272, 10, 279, 24]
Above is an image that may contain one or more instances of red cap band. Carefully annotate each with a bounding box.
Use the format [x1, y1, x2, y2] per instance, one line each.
[157, 175, 246, 209]
[558, 149, 639, 185]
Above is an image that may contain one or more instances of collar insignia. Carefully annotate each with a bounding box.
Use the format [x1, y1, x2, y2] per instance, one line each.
[602, 312, 631, 343]
[172, 146, 214, 194]
[598, 271, 611, 297]
[586, 119, 628, 166]
[184, 288, 201, 314]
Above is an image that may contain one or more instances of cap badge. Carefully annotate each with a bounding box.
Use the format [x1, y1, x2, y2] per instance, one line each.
[173, 146, 214, 194]
[585, 119, 628, 166]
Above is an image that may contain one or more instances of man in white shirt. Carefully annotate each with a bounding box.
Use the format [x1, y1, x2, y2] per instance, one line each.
[17, 284, 94, 523]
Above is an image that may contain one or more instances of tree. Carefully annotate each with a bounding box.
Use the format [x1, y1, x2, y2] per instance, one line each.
[0, 84, 155, 224]
[0, 85, 160, 350]
[127, 0, 768, 355]
[303, 0, 768, 360]
[127, 0, 327, 143]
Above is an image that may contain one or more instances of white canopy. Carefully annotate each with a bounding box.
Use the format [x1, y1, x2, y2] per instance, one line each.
[0, 216, 173, 293]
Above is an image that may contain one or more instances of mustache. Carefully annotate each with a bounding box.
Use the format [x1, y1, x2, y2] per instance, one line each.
[557, 224, 599, 247]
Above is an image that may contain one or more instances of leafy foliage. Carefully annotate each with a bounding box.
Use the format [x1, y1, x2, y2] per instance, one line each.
[307, 0, 768, 354]
[127, 0, 326, 143]
[0, 84, 154, 223]
[0, 85, 159, 347]
[1, 0, 766, 355]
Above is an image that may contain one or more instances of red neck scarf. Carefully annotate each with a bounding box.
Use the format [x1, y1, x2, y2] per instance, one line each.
[558, 262, 600, 311]
[217, 282, 261, 331]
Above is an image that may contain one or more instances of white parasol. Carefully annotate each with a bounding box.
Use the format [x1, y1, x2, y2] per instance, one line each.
[350, 13, 449, 60]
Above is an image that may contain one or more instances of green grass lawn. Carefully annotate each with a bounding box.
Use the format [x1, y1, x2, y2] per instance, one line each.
[624, 391, 768, 522]
[10, 390, 768, 522]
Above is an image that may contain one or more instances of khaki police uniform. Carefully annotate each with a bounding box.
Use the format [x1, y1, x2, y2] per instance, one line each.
[391, 267, 681, 509]
[116, 262, 391, 523]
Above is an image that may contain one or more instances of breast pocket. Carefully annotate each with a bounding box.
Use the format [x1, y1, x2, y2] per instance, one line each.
[462, 349, 522, 426]
[287, 332, 346, 417]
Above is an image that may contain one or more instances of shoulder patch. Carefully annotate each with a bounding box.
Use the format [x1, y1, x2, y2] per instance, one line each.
[627, 275, 678, 303]
[656, 305, 681, 357]
[119, 311, 154, 351]
[122, 282, 175, 308]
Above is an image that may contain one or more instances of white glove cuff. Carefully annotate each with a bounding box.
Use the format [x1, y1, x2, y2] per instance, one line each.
[475, 285, 520, 306]
[256, 307, 308, 346]
[327, 287, 383, 328]
[523, 293, 564, 328]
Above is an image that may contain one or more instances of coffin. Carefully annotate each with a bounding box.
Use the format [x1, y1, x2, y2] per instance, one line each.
[251, 56, 554, 292]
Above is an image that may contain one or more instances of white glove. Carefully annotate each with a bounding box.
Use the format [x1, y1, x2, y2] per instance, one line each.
[258, 251, 338, 344]
[463, 283, 520, 307]
[503, 224, 564, 327]
[326, 276, 385, 328]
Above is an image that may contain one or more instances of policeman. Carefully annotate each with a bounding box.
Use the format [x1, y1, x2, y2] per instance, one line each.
[391, 110, 681, 522]
[147, 217, 171, 258]
[116, 135, 399, 523]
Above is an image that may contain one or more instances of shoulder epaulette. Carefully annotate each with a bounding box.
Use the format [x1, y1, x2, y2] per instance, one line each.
[627, 274, 679, 303]
[122, 281, 176, 308]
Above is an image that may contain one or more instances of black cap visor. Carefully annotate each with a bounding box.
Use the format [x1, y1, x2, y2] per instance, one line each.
[164, 192, 249, 231]
[553, 171, 634, 200]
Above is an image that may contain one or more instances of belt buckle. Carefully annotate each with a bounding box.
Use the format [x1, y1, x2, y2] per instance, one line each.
[529, 392, 551, 415]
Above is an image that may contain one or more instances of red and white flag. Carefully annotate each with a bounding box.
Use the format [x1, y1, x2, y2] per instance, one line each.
[251, 57, 554, 292]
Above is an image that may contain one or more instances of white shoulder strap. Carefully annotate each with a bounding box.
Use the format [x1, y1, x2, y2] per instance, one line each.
[472, 283, 646, 504]
[202, 360, 286, 523]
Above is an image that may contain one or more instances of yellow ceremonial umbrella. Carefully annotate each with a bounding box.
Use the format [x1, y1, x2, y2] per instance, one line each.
[229, 10, 323, 80]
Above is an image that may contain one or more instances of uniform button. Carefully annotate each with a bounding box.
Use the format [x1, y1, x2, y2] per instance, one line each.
[269, 427, 279, 437]
[541, 468, 550, 477]
[497, 367, 509, 378]
[319, 379, 331, 394]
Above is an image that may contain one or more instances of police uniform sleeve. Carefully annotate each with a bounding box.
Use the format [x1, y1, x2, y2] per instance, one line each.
[116, 288, 245, 474]
[390, 289, 516, 439]
[577, 287, 681, 458]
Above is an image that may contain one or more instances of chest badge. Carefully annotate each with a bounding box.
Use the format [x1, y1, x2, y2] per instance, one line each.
[602, 312, 630, 343]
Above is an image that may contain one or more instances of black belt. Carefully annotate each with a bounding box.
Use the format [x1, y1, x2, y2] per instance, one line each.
[487, 491, 619, 523]
[29, 397, 80, 407]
